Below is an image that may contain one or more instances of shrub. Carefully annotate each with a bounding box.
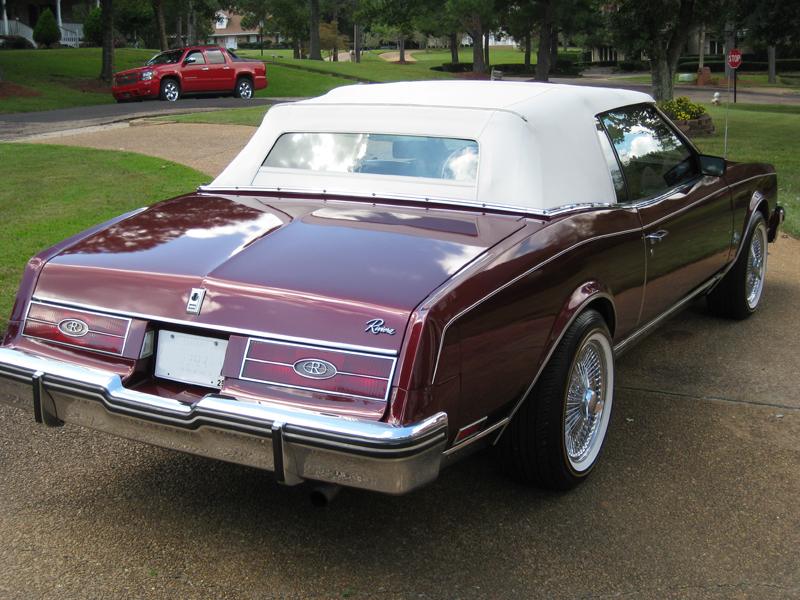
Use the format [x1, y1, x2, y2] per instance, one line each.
[658, 96, 707, 120]
[236, 40, 273, 50]
[83, 7, 103, 47]
[439, 62, 473, 73]
[33, 8, 61, 48]
[618, 60, 650, 71]
[0, 35, 36, 50]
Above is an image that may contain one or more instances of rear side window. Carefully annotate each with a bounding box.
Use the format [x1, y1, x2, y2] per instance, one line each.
[262, 133, 480, 182]
[600, 106, 698, 201]
[206, 49, 226, 64]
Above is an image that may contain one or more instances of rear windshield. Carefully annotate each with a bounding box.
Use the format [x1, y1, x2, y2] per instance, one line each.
[262, 133, 479, 182]
[145, 50, 183, 66]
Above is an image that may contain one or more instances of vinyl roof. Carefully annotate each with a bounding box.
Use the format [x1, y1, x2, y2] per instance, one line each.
[209, 81, 655, 212]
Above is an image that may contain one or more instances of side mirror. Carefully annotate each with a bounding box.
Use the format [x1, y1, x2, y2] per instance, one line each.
[183, 55, 197, 66]
[699, 154, 726, 177]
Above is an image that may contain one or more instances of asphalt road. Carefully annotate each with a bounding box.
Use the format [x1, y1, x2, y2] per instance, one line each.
[0, 96, 294, 142]
[1, 90, 799, 599]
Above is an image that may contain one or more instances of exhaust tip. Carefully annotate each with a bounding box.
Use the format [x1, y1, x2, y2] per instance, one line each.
[310, 483, 342, 507]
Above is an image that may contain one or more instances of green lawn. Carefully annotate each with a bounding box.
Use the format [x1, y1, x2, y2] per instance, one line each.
[0, 48, 358, 113]
[0, 144, 207, 332]
[693, 104, 799, 239]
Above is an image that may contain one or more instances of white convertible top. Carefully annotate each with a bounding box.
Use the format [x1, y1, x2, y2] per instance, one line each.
[209, 81, 654, 212]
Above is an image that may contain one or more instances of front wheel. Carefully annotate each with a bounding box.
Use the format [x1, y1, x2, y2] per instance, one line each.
[500, 310, 614, 490]
[159, 79, 180, 102]
[235, 78, 253, 99]
[707, 212, 768, 319]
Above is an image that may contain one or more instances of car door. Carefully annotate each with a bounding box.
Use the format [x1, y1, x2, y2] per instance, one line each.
[180, 49, 213, 92]
[598, 106, 733, 326]
[205, 48, 236, 91]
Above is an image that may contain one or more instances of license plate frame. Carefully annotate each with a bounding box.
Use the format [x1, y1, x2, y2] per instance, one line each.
[154, 330, 228, 389]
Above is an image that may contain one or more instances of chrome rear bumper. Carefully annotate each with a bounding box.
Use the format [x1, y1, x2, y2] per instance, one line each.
[0, 348, 447, 495]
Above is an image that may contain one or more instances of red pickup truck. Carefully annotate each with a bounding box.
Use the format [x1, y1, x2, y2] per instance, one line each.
[112, 46, 267, 103]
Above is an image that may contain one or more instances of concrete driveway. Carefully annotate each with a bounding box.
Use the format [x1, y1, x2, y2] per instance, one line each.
[1, 122, 798, 599]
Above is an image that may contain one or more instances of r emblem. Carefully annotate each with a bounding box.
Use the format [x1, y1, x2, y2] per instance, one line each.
[293, 358, 337, 380]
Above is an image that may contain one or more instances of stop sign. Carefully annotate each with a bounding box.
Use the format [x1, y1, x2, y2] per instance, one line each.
[727, 49, 742, 69]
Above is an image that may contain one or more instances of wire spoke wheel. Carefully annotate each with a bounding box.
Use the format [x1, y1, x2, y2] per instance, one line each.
[564, 334, 610, 469]
[745, 222, 767, 310]
[499, 309, 614, 490]
[706, 212, 768, 320]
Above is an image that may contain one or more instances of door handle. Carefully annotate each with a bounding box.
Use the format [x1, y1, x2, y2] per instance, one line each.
[202, 67, 210, 70]
[645, 230, 669, 245]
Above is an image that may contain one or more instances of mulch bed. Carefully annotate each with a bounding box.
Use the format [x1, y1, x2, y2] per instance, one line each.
[0, 82, 43, 99]
[0, 77, 111, 99]
[51, 75, 112, 94]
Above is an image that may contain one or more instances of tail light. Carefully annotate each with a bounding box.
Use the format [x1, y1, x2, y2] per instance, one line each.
[23, 302, 130, 356]
[240, 338, 396, 402]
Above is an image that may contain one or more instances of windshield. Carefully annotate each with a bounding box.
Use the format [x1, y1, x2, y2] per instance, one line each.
[145, 50, 184, 66]
[262, 133, 480, 182]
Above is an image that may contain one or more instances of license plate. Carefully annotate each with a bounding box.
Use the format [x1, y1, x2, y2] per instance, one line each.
[154, 331, 228, 388]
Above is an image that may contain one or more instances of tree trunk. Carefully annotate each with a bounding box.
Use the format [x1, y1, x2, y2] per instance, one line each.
[768, 45, 776, 84]
[650, 55, 674, 102]
[187, 5, 195, 47]
[176, 16, 182, 47]
[450, 32, 458, 63]
[524, 33, 531, 70]
[293, 37, 300, 59]
[562, 32, 567, 52]
[354, 23, 361, 63]
[399, 34, 405, 62]
[483, 31, 489, 69]
[464, 13, 484, 74]
[549, 26, 559, 72]
[535, 0, 552, 81]
[99, 0, 114, 83]
[309, 0, 322, 60]
[153, 0, 168, 51]
[0, 64, 4, 84]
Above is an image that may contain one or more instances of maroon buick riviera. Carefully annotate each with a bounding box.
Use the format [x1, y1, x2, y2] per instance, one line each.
[0, 82, 785, 502]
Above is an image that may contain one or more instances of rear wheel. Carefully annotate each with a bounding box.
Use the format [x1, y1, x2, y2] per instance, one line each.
[707, 212, 768, 319]
[500, 310, 614, 490]
[235, 78, 253, 99]
[159, 79, 180, 102]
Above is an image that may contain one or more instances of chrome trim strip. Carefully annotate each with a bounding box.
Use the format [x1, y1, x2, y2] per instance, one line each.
[444, 417, 507, 455]
[239, 337, 397, 402]
[198, 185, 615, 219]
[613, 277, 719, 355]
[23, 301, 132, 357]
[636, 186, 729, 230]
[431, 227, 640, 382]
[28, 298, 397, 357]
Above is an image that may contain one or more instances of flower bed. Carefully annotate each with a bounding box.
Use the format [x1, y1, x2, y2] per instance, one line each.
[670, 112, 716, 138]
[658, 96, 715, 138]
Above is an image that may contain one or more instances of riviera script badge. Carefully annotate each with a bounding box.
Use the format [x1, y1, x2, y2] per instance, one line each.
[365, 319, 395, 335]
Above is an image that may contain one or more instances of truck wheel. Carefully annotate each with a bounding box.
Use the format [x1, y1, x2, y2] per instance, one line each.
[707, 212, 768, 320]
[235, 78, 253, 99]
[159, 79, 180, 102]
[500, 310, 614, 490]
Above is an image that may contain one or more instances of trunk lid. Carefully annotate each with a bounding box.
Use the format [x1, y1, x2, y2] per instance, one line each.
[34, 193, 523, 352]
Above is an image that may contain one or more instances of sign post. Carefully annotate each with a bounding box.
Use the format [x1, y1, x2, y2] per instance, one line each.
[724, 49, 742, 158]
